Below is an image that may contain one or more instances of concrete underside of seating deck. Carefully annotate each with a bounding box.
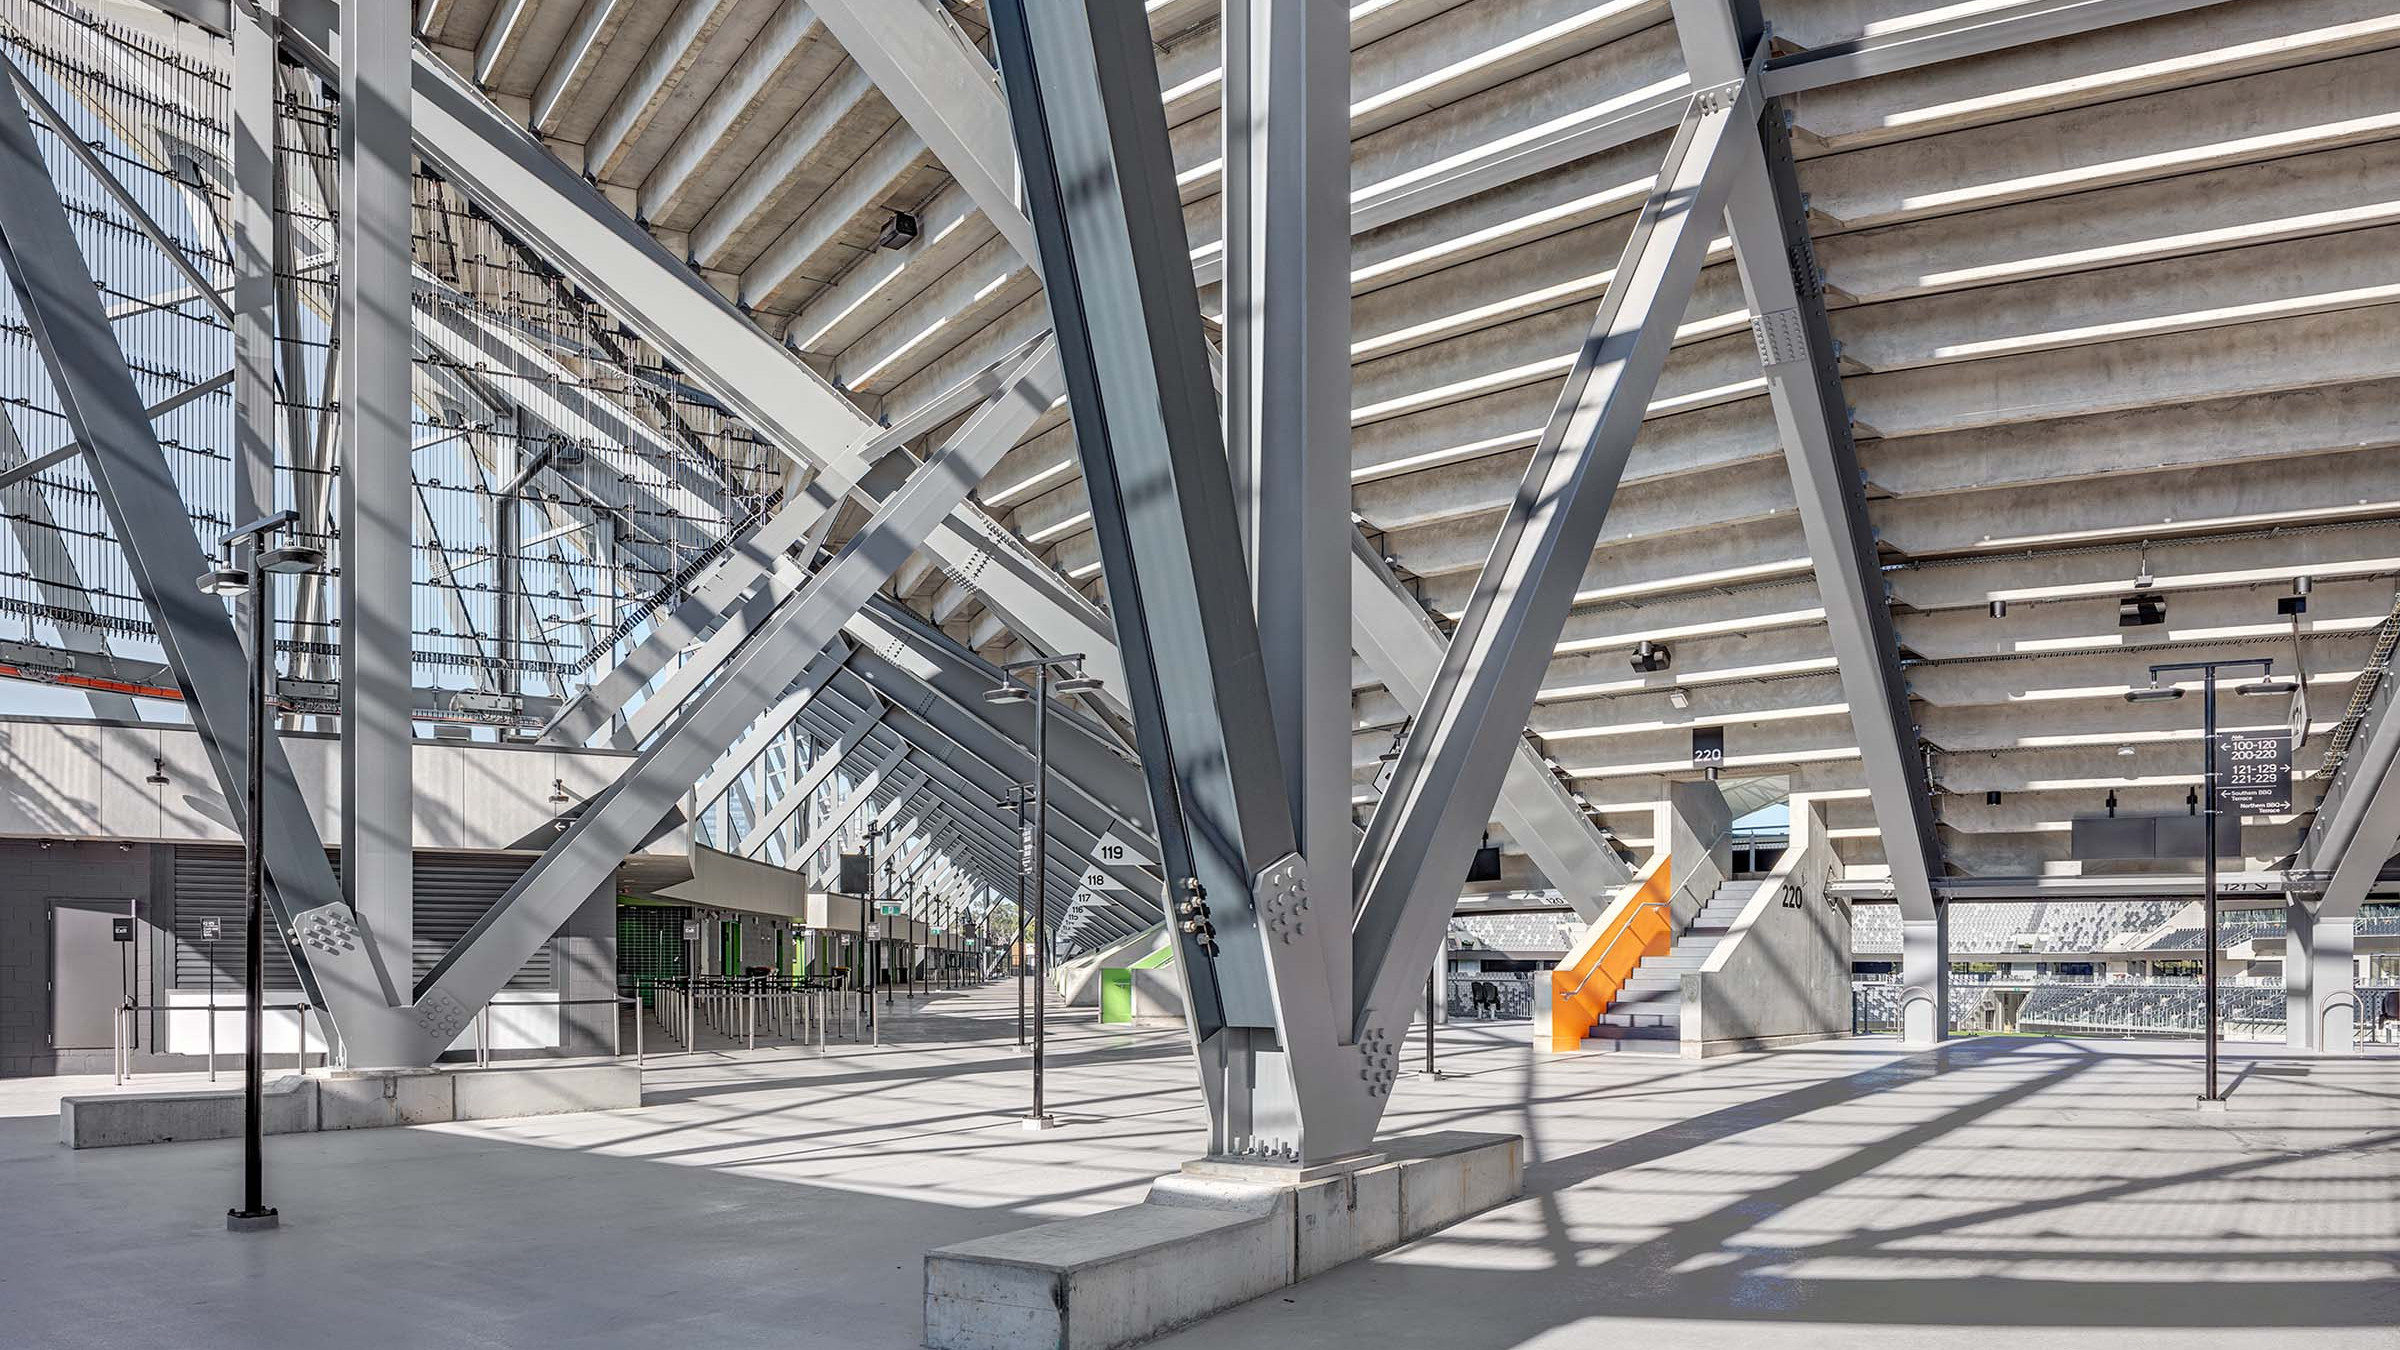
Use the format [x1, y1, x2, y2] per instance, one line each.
[0, 986, 2393, 1350]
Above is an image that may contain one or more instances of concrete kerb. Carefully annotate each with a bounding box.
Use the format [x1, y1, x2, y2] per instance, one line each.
[57, 1061, 641, 1148]
[924, 1131, 1522, 1350]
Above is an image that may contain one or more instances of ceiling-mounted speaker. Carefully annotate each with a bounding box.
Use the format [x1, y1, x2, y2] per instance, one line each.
[875, 210, 921, 251]
[2118, 593, 2167, 627]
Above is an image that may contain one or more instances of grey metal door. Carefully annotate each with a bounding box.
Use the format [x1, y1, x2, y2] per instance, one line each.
[49, 904, 123, 1050]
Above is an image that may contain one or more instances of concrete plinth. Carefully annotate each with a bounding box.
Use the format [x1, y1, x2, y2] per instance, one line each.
[924, 1131, 1521, 1350]
[58, 1062, 640, 1149]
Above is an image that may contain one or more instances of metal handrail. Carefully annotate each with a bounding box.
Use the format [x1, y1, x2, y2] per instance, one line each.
[113, 993, 649, 1085]
[111, 998, 316, 1087]
[468, 994, 645, 1067]
[1558, 900, 1670, 1003]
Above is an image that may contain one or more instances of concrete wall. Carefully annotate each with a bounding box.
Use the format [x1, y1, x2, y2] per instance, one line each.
[0, 838, 617, 1075]
[0, 717, 651, 853]
[1684, 800, 1853, 1056]
[0, 840, 157, 1075]
[1663, 780, 1734, 930]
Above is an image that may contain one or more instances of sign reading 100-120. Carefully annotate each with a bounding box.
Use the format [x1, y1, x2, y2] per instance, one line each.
[2217, 730, 2293, 813]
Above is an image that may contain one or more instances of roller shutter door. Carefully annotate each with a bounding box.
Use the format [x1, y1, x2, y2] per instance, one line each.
[172, 847, 552, 991]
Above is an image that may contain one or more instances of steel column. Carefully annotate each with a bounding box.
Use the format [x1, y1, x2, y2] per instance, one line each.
[1223, 0, 1355, 1016]
[340, 0, 417, 988]
[995, 0, 1382, 1163]
[0, 73, 407, 1051]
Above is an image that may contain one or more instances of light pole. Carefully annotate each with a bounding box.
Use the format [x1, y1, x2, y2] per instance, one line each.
[862, 819, 881, 1045]
[198, 508, 322, 1234]
[1000, 783, 1034, 1046]
[2125, 658, 2296, 1104]
[988, 655, 1101, 1130]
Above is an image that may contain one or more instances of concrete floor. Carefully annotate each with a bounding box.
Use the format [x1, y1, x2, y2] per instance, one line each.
[1, 986, 2394, 1350]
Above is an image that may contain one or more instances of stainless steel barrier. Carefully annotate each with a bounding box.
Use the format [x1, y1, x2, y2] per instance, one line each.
[638, 976, 858, 1054]
[109, 993, 645, 1086]
[112, 999, 316, 1087]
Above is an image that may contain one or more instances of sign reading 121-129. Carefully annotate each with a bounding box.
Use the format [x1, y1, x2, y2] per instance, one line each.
[2217, 730, 2292, 813]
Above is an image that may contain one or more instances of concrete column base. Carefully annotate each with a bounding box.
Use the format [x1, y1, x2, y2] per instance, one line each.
[924, 1131, 1522, 1350]
[58, 1062, 641, 1148]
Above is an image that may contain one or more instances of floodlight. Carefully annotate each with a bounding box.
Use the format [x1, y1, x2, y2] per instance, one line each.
[196, 565, 250, 597]
[2125, 683, 2184, 703]
[257, 544, 325, 574]
[985, 685, 1031, 705]
[2238, 676, 2300, 697]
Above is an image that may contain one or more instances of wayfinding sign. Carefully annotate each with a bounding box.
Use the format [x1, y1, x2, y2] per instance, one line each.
[2218, 730, 2292, 813]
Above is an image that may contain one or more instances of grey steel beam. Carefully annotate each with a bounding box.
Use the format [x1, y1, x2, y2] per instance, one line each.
[1760, 0, 2226, 97]
[840, 603, 1160, 907]
[0, 73, 407, 1051]
[796, 685, 1129, 924]
[0, 415, 139, 722]
[2319, 740, 2400, 924]
[1348, 532, 1630, 920]
[996, 0, 1381, 1163]
[137, 0, 1138, 723]
[1680, 0, 1946, 1037]
[419, 320, 1078, 1017]
[690, 652, 858, 812]
[534, 333, 1054, 749]
[736, 708, 883, 859]
[1350, 74, 1753, 1039]
[340, 0, 417, 986]
[615, 342, 1063, 748]
[799, 678, 1146, 931]
[1224, 0, 1355, 1016]
[0, 371, 231, 494]
[400, 43, 1132, 709]
[2300, 674, 2400, 884]
[790, 740, 908, 877]
[805, 0, 1038, 267]
[0, 59, 231, 325]
[418, 632, 846, 1016]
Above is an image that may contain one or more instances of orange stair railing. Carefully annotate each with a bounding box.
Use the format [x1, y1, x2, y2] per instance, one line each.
[1548, 858, 1676, 1051]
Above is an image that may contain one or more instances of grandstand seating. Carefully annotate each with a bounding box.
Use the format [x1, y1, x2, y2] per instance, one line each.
[1448, 973, 1534, 1021]
[1448, 913, 1580, 955]
[1848, 900, 2400, 955]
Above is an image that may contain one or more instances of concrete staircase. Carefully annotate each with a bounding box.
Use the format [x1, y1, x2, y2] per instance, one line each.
[1582, 879, 1755, 1053]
